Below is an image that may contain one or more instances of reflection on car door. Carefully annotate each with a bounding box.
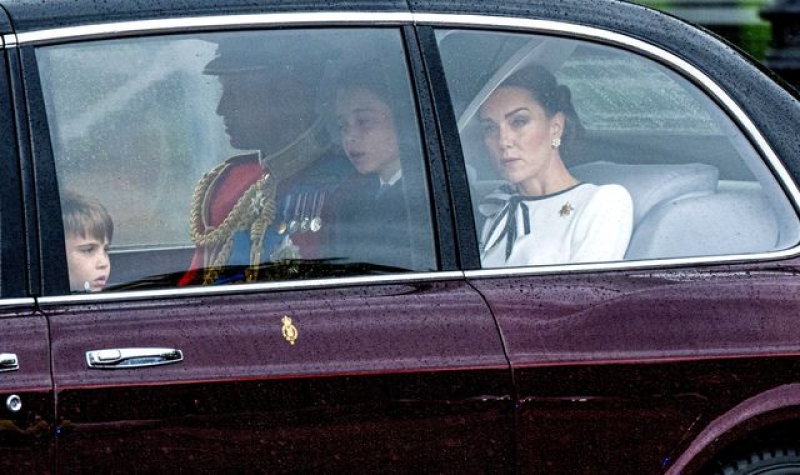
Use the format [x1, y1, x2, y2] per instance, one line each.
[42, 280, 512, 473]
[471, 269, 800, 474]
[470, 272, 704, 474]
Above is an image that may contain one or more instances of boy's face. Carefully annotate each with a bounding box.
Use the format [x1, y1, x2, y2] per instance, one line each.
[66, 233, 110, 292]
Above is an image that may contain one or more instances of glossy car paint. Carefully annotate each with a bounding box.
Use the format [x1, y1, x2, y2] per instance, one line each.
[42, 280, 512, 473]
[10, 3, 514, 470]
[409, 1, 800, 472]
[0, 0, 410, 32]
[469, 263, 800, 473]
[0, 303, 54, 474]
[0, 3, 53, 467]
[0, 0, 799, 473]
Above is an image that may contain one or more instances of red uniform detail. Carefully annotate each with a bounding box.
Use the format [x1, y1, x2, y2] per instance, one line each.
[179, 154, 263, 286]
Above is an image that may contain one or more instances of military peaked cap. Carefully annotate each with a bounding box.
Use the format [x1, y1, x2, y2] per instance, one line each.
[203, 31, 329, 76]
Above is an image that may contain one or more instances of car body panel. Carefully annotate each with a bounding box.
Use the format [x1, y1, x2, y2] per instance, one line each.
[0, 303, 54, 474]
[469, 261, 800, 473]
[0, 25, 55, 473]
[667, 383, 800, 474]
[1, 0, 800, 473]
[42, 280, 513, 473]
[408, 3, 800, 472]
[0, 0, 411, 32]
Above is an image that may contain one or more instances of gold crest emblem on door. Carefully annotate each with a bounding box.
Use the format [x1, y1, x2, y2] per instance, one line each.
[281, 315, 298, 345]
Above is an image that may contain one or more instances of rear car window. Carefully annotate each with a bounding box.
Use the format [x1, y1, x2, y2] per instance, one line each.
[37, 28, 436, 292]
[436, 29, 800, 268]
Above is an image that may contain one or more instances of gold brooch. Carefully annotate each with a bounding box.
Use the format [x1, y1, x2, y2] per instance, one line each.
[281, 315, 298, 345]
[559, 202, 574, 217]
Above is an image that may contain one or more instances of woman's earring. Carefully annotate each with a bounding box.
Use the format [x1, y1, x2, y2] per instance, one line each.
[551, 137, 562, 149]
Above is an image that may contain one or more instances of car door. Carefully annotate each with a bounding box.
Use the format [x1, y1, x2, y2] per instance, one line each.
[0, 27, 55, 475]
[428, 15, 800, 475]
[22, 18, 513, 474]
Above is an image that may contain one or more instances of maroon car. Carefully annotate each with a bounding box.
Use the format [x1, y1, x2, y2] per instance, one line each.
[0, 0, 799, 473]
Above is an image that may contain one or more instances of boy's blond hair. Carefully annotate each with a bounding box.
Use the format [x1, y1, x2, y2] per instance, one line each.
[61, 190, 114, 242]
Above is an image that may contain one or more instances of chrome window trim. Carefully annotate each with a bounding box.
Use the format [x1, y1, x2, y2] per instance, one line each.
[110, 244, 194, 254]
[413, 15, 800, 208]
[464, 253, 798, 280]
[11, 12, 413, 46]
[37, 270, 465, 305]
[11, 11, 798, 297]
[0, 298, 36, 308]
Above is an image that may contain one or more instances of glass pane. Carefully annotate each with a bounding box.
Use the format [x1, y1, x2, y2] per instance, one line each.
[39, 28, 435, 292]
[436, 29, 799, 267]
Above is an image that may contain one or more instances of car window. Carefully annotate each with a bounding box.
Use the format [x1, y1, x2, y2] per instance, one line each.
[36, 28, 435, 292]
[435, 29, 800, 268]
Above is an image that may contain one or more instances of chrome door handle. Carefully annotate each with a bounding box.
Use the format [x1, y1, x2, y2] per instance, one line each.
[0, 353, 19, 372]
[86, 348, 183, 369]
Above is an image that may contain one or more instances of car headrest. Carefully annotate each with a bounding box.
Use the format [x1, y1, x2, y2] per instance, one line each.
[570, 161, 719, 223]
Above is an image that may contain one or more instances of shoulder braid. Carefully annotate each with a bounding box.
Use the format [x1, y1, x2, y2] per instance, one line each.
[189, 120, 330, 284]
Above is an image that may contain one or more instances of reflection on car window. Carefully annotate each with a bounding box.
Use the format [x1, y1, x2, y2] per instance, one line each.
[436, 29, 800, 268]
[38, 29, 436, 293]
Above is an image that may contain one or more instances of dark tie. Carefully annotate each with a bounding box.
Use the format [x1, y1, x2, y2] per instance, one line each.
[483, 196, 528, 260]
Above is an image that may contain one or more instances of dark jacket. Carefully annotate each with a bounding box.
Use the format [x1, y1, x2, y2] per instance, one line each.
[328, 173, 414, 271]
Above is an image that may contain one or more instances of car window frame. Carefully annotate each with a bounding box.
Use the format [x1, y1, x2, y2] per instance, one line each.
[17, 13, 461, 299]
[2, 42, 34, 299]
[16, 11, 800, 299]
[414, 14, 800, 277]
[18, 43, 65, 296]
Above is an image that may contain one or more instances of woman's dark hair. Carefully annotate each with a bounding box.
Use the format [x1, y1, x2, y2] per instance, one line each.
[497, 64, 585, 160]
[333, 60, 417, 156]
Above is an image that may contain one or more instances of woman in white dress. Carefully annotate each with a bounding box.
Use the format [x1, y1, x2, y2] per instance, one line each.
[477, 65, 633, 267]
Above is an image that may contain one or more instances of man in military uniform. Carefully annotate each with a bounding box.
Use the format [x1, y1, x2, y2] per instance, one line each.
[180, 32, 350, 286]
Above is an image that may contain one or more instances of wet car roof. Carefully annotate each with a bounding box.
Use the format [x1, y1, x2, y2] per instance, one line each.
[0, 0, 690, 34]
[0, 0, 408, 32]
[3, 0, 797, 199]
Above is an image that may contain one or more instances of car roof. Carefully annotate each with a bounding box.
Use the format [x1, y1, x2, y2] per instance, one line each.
[0, 0, 676, 34]
[2, 0, 799, 185]
[0, 0, 705, 42]
[0, 0, 409, 32]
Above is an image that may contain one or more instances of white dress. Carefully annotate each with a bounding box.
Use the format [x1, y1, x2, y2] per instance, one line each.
[479, 182, 633, 268]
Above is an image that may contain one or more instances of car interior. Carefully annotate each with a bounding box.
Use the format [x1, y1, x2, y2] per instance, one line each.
[50, 26, 800, 292]
[440, 29, 799, 263]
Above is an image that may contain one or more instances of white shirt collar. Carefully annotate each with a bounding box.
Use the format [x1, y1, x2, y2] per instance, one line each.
[380, 169, 402, 187]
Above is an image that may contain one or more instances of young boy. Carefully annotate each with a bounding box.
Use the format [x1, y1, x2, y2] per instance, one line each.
[61, 190, 114, 292]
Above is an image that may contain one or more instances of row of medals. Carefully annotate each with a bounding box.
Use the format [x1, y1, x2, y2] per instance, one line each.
[276, 191, 325, 235]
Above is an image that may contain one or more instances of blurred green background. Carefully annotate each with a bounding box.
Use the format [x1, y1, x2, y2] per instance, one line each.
[631, 0, 773, 60]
